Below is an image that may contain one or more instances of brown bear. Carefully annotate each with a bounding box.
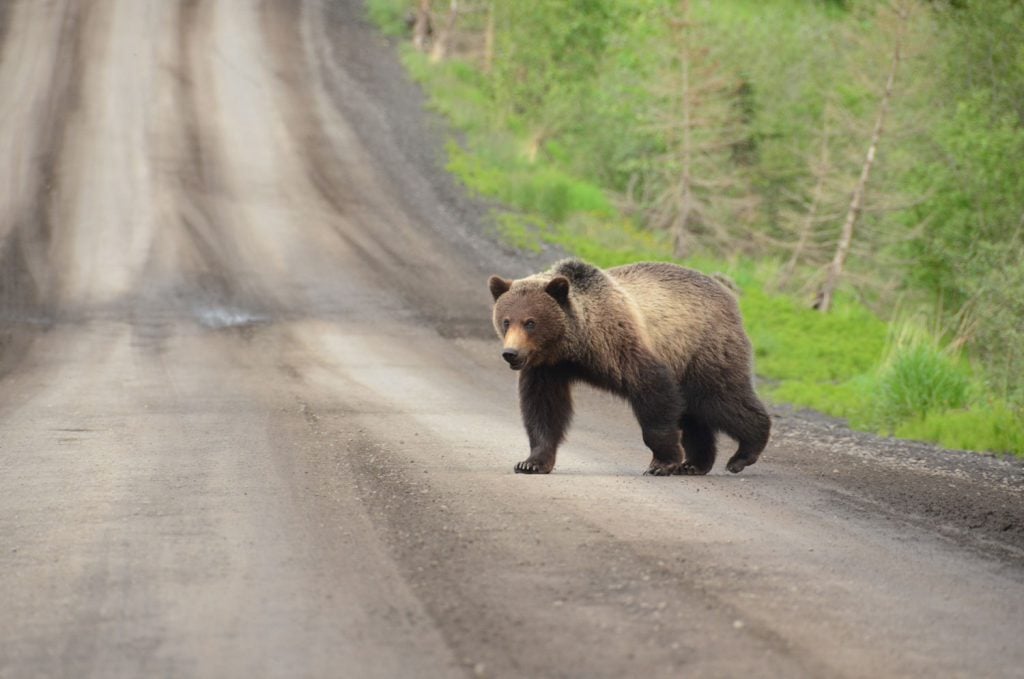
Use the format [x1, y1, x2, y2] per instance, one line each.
[488, 258, 770, 476]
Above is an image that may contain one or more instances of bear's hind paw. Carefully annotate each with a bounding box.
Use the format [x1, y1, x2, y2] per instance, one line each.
[725, 454, 757, 474]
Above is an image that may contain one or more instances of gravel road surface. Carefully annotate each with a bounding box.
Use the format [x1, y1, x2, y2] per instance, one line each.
[1, 1, 1022, 677]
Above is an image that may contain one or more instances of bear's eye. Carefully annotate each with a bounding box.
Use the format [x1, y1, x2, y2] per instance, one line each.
[524, 320, 536, 331]
[502, 319, 510, 332]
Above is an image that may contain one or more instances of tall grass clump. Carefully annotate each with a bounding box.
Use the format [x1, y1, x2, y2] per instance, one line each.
[874, 343, 971, 429]
[871, 319, 971, 430]
[867, 318, 1024, 453]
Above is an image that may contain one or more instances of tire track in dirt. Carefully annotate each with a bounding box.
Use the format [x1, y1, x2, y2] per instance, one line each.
[164, 0, 277, 324]
[265, 0, 518, 337]
[0, 2, 84, 372]
[45, 0, 173, 311]
[0, 3, 466, 675]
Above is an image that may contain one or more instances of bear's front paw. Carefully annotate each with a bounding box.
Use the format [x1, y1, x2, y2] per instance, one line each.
[644, 461, 682, 476]
[515, 458, 553, 474]
[677, 461, 711, 476]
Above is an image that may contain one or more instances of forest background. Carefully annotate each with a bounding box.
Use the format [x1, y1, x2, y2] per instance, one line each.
[369, 0, 1024, 455]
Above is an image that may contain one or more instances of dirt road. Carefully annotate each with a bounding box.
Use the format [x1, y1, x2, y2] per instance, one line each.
[1, 1, 1022, 677]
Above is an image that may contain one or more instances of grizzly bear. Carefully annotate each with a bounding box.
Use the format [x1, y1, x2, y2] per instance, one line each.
[488, 259, 770, 475]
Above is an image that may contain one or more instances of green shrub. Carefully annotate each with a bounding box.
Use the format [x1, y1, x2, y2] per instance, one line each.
[365, 0, 408, 37]
[873, 344, 972, 429]
[509, 168, 614, 222]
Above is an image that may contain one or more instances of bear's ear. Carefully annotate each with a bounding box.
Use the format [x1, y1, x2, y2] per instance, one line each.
[488, 275, 512, 301]
[545, 276, 570, 305]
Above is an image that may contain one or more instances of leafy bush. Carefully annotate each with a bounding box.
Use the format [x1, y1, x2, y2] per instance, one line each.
[365, 0, 408, 37]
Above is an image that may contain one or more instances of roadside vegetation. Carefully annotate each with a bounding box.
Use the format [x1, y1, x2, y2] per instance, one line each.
[368, 0, 1024, 456]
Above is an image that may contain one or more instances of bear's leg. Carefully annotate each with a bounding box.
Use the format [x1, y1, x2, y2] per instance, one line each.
[678, 415, 716, 475]
[516, 367, 574, 474]
[629, 364, 685, 476]
[640, 425, 684, 476]
[722, 394, 771, 474]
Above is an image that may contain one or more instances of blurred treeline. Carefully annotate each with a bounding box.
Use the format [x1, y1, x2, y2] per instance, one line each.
[377, 0, 1024, 406]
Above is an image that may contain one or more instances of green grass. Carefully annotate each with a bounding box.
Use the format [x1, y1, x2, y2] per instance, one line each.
[874, 344, 972, 427]
[896, 402, 1024, 454]
[744, 289, 889, 426]
[405, 52, 496, 136]
[372, 12, 1024, 457]
[366, 0, 408, 37]
[447, 143, 616, 224]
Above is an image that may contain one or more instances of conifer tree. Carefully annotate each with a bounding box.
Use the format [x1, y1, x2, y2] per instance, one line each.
[647, 0, 754, 258]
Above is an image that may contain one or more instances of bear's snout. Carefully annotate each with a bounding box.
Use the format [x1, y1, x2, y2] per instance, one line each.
[502, 348, 524, 369]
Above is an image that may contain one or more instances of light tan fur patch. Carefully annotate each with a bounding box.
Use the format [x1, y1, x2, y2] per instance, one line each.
[503, 325, 529, 352]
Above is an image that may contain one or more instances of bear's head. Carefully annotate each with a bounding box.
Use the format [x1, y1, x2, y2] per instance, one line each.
[487, 274, 570, 370]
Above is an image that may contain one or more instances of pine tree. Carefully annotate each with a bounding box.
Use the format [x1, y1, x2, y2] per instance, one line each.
[646, 0, 754, 258]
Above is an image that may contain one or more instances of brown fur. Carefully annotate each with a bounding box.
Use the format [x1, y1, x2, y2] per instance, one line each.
[489, 259, 770, 475]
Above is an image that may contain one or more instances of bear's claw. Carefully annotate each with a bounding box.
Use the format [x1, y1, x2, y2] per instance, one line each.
[644, 461, 681, 476]
[677, 461, 711, 476]
[515, 459, 552, 474]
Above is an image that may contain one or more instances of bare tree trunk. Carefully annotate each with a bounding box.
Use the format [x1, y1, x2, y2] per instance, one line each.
[412, 0, 432, 53]
[429, 0, 459, 63]
[816, 5, 906, 312]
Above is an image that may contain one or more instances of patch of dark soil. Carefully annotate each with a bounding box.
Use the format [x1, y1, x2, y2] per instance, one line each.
[768, 403, 1024, 562]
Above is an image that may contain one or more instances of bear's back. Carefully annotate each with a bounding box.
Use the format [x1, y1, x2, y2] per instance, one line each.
[607, 262, 748, 375]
